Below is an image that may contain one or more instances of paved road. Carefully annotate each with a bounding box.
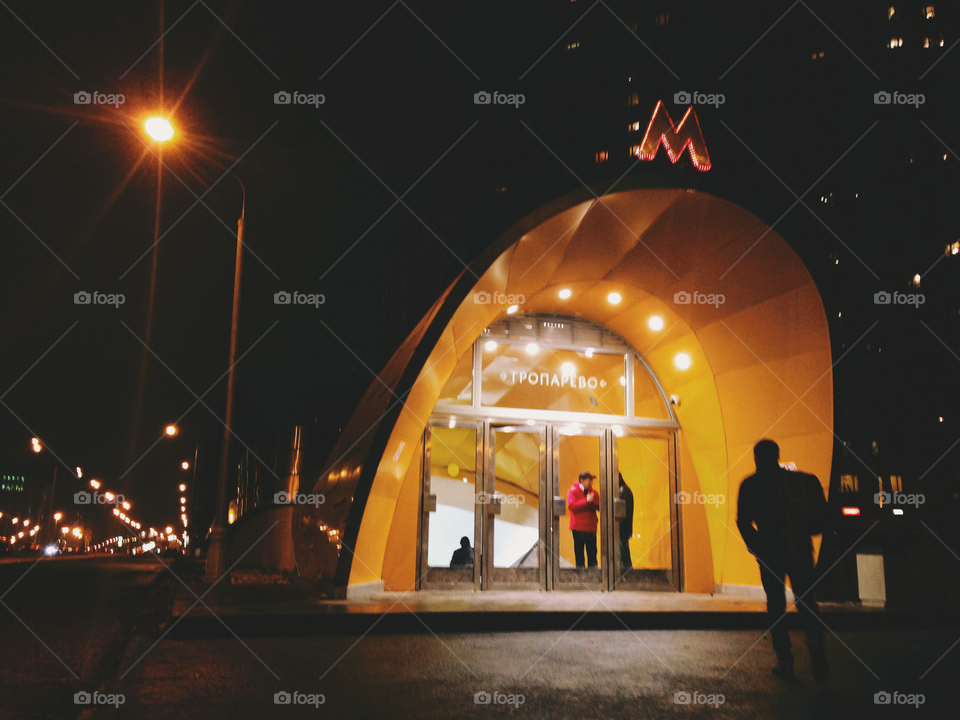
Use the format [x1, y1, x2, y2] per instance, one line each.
[0, 554, 168, 720]
[3, 555, 957, 718]
[88, 619, 960, 718]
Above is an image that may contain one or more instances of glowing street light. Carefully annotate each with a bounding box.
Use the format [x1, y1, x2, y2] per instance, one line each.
[53, 513, 62, 521]
[122, 501, 130, 510]
[31, 437, 41, 453]
[179, 484, 186, 492]
[165, 424, 179, 437]
[90, 480, 100, 489]
[144, 117, 175, 143]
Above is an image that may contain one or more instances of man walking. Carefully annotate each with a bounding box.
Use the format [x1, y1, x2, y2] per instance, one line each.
[568, 471, 600, 568]
[737, 439, 830, 682]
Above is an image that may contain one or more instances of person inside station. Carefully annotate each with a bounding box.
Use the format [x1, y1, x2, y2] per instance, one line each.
[449, 536, 474, 568]
[618, 472, 634, 571]
[568, 471, 600, 568]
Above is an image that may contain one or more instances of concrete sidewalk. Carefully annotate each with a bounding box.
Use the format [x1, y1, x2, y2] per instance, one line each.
[165, 569, 960, 639]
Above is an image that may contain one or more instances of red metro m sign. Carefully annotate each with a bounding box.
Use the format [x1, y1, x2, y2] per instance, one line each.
[636, 100, 711, 171]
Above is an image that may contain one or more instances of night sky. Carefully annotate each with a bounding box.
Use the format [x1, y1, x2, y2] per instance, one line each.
[2, 1, 959, 534]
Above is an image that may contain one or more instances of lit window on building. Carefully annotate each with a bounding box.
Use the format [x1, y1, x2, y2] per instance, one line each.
[566, 41, 580, 50]
[911, 273, 921, 287]
[812, 50, 824, 59]
[888, 6, 896, 20]
[940, 33, 945, 46]
[925, 6, 935, 19]
[924, 36, 930, 48]
[628, 121, 640, 132]
[840, 474, 859, 492]
[946, 241, 959, 256]
[595, 151, 608, 164]
[627, 92, 639, 106]
[655, 13, 669, 25]
[889, 37, 903, 48]
[494, 186, 507, 194]
[629, 144, 641, 157]
[890, 475, 903, 492]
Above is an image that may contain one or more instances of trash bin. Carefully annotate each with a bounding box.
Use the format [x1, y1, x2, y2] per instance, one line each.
[856, 545, 885, 607]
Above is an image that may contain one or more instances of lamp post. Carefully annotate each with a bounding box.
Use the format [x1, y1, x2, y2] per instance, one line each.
[141, 116, 244, 581]
[205, 177, 245, 583]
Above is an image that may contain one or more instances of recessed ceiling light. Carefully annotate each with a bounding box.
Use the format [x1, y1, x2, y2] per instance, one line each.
[506, 304, 519, 314]
[561, 362, 576, 376]
[648, 316, 664, 331]
[674, 352, 692, 370]
[558, 288, 572, 299]
[526, 343, 538, 355]
[607, 292, 622, 305]
[484, 340, 498, 351]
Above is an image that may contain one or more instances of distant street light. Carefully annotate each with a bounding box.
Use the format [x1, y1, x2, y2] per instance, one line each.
[181, 461, 189, 470]
[165, 425, 179, 437]
[144, 117, 174, 143]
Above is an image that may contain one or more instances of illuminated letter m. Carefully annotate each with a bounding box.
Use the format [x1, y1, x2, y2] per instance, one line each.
[638, 101, 711, 171]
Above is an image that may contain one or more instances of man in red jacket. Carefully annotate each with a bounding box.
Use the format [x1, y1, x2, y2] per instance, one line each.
[568, 471, 600, 568]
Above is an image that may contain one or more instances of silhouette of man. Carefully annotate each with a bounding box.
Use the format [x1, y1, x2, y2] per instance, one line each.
[618, 473, 634, 570]
[568, 471, 600, 568]
[737, 439, 830, 682]
[449, 536, 473, 568]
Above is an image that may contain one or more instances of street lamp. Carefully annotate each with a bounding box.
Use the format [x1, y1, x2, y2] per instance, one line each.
[144, 117, 174, 143]
[206, 177, 247, 582]
[165, 425, 179, 437]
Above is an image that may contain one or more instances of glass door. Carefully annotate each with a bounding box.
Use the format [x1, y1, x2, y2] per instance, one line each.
[483, 425, 547, 589]
[552, 425, 607, 591]
[419, 422, 483, 589]
[610, 432, 679, 591]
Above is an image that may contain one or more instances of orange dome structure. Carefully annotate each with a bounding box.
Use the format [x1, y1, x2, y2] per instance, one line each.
[293, 180, 833, 599]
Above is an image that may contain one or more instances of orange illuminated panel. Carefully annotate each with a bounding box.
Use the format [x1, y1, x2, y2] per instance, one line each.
[436, 347, 474, 406]
[633, 358, 670, 419]
[480, 345, 625, 415]
[841, 507, 861, 516]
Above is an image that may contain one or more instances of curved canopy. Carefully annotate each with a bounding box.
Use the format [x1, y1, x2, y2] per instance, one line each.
[293, 181, 833, 595]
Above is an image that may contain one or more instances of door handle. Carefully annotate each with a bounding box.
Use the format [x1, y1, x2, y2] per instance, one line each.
[424, 494, 437, 512]
[553, 496, 566, 516]
[614, 498, 627, 519]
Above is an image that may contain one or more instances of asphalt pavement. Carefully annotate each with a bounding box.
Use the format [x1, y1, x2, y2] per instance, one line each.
[3, 555, 958, 719]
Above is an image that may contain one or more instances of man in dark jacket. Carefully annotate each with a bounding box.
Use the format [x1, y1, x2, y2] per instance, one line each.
[618, 473, 634, 570]
[449, 536, 473, 568]
[737, 439, 830, 682]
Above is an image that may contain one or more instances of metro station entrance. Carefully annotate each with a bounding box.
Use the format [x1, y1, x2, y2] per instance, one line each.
[417, 314, 681, 592]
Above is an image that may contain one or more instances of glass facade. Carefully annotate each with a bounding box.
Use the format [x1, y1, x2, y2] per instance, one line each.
[420, 314, 680, 591]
